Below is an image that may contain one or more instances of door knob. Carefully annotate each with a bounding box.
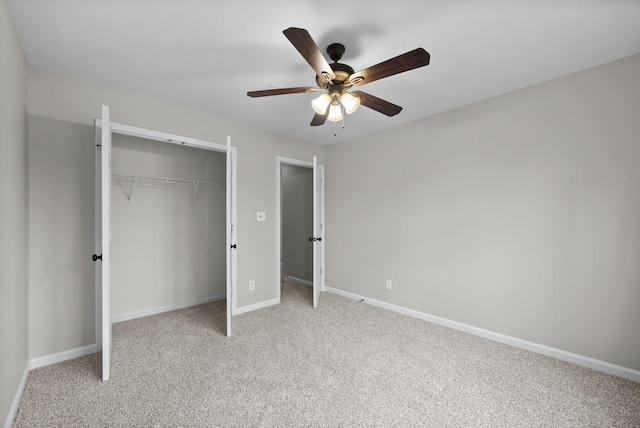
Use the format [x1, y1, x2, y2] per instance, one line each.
[92, 254, 102, 262]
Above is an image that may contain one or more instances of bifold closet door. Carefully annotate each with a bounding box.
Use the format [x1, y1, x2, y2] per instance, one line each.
[95, 105, 113, 382]
[226, 136, 237, 337]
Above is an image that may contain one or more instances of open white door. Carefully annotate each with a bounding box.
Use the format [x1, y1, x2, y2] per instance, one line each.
[312, 156, 325, 308]
[99, 105, 112, 381]
[225, 137, 237, 336]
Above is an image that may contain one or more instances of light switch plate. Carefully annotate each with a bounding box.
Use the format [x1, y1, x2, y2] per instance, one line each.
[257, 211, 266, 222]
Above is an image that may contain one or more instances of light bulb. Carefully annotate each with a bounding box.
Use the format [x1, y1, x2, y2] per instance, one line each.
[311, 93, 331, 114]
[327, 104, 344, 122]
[341, 92, 361, 114]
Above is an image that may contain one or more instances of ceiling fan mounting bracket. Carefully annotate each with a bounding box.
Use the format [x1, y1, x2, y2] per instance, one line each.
[327, 43, 345, 62]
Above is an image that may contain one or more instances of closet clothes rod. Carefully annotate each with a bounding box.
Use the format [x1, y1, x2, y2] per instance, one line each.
[112, 173, 224, 203]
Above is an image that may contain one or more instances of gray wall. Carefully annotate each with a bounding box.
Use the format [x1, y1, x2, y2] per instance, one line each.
[0, 0, 29, 424]
[111, 135, 226, 317]
[281, 164, 313, 282]
[26, 66, 325, 358]
[326, 54, 640, 371]
[28, 116, 95, 358]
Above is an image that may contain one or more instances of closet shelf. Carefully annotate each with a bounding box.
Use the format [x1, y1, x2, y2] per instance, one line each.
[112, 173, 224, 203]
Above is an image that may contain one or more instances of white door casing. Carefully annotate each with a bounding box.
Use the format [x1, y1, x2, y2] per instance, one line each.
[100, 105, 112, 382]
[226, 136, 237, 337]
[312, 156, 325, 308]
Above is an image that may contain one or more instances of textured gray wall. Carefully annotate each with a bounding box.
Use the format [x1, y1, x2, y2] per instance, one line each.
[281, 164, 313, 282]
[26, 66, 325, 358]
[326, 54, 640, 371]
[0, 0, 29, 424]
[28, 117, 96, 358]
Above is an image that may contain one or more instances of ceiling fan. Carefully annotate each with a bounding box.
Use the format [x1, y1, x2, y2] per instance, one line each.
[247, 27, 431, 127]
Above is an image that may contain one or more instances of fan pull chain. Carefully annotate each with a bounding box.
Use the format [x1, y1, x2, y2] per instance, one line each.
[330, 104, 347, 137]
[334, 104, 345, 137]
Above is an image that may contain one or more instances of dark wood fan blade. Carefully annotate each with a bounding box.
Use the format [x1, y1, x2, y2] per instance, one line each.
[349, 48, 430, 86]
[310, 108, 329, 126]
[351, 91, 403, 116]
[283, 27, 335, 84]
[247, 87, 320, 98]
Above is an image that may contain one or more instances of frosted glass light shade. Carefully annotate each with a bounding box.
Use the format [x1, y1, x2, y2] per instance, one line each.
[311, 93, 331, 114]
[327, 104, 344, 122]
[341, 92, 361, 114]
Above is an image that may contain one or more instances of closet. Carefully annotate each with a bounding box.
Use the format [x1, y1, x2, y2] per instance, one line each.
[95, 106, 237, 381]
[110, 134, 226, 321]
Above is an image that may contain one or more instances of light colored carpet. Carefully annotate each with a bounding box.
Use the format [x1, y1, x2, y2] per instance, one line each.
[14, 281, 640, 427]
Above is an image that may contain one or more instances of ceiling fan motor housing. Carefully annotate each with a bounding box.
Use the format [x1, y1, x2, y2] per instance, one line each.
[316, 43, 355, 87]
[318, 63, 354, 87]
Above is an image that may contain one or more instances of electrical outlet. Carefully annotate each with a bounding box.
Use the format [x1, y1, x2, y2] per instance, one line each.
[249, 280, 255, 291]
[386, 279, 392, 290]
[257, 212, 266, 222]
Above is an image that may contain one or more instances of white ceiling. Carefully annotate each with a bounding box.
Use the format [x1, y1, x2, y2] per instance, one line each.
[8, 1, 640, 145]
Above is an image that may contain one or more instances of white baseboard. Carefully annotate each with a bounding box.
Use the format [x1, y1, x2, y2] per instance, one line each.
[235, 298, 279, 315]
[4, 361, 31, 428]
[112, 294, 226, 323]
[28, 296, 225, 371]
[325, 287, 640, 383]
[284, 275, 313, 287]
[30, 344, 98, 370]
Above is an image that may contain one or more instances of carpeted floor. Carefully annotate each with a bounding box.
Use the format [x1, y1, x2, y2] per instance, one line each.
[14, 281, 640, 427]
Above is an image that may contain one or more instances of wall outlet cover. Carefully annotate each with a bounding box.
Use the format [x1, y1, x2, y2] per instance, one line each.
[257, 211, 266, 222]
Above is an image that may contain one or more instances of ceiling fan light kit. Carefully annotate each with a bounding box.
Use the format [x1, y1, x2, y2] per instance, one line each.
[327, 105, 344, 123]
[311, 93, 331, 115]
[311, 88, 360, 120]
[247, 27, 430, 132]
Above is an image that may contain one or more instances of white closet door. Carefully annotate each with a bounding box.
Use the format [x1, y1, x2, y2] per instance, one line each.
[226, 137, 237, 337]
[100, 105, 112, 381]
[312, 157, 325, 308]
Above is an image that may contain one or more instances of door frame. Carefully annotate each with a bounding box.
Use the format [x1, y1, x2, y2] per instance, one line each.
[94, 117, 237, 369]
[312, 156, 325, 308]
[275, 156, 325, 304]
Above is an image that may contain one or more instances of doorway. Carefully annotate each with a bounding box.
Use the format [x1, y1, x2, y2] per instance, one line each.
[276, 156, 325, 308]
[281, 163, 313, 286]
[109, 134, 227, 324]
